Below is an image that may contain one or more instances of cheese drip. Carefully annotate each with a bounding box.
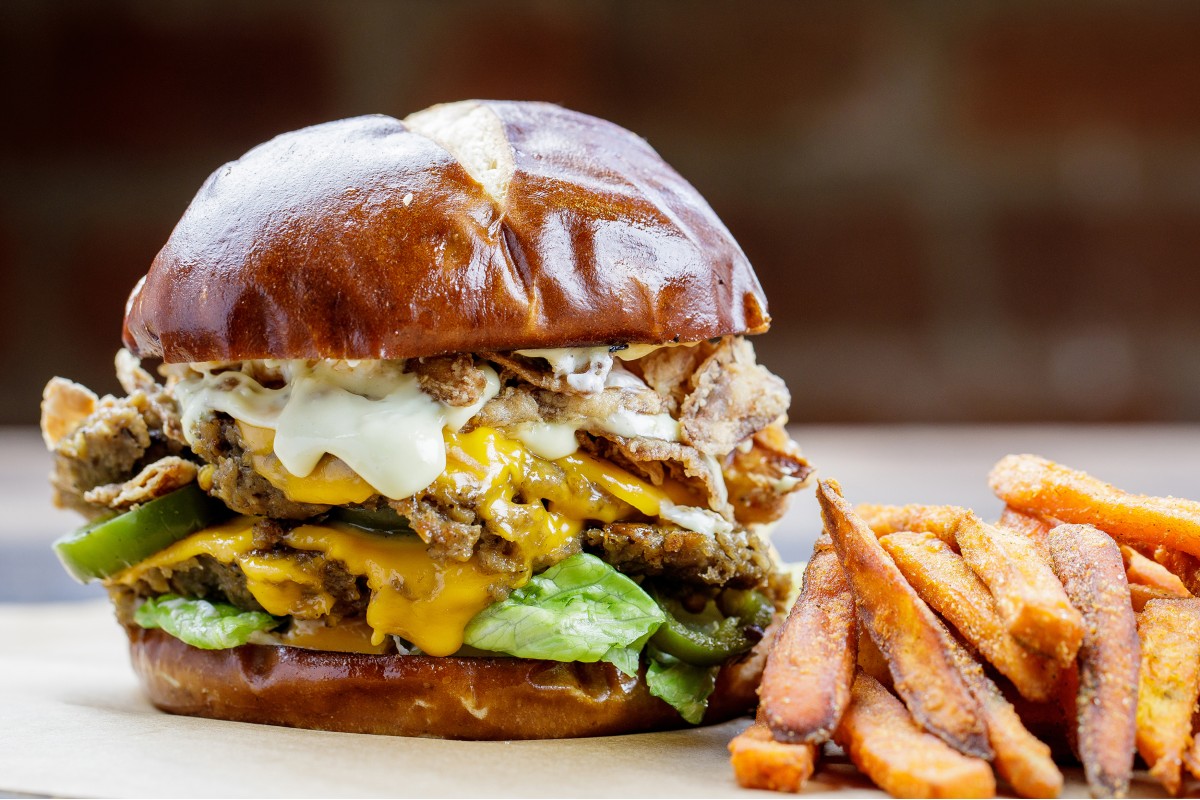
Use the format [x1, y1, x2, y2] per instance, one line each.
[113, 427, 726, 655]
[174, 360, 500, 501]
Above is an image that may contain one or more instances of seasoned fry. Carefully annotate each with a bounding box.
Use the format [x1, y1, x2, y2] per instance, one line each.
[1151, 547, 1200, 596]
[759, 535, 857, 743]
[1130, 583, 1184, 613]
[856, 621, 892, 689]
[834, 671, 996, 799]
[1046, 523, 1139, 798]
[861, 503, 1082, 667]
[991, 453, 1200, 558]
[880, 531, 1059, 702]
[728, 720, 817, 793]
[947, 639, 1063, 799]
[1135, 598, 1200, 795]
[1121, 545, 1189, 597]
[819, 482, 991, 759]
[996, 506, 1054, 563]
[857, 503, 958, 547]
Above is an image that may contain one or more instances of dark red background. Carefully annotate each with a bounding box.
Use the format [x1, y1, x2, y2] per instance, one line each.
[4, 1, 1198, 424]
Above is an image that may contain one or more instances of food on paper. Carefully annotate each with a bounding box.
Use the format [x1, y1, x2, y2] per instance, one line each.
[40, 101, 815, 739]
[834, 672, 996, 799]
[736, 455, 1200, 799]
[728, 719, 818, 792]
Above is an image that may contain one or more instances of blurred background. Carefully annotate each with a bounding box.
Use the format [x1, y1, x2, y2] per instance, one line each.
[3, 1, 1199, 600]
[4, 0, 1200, 424]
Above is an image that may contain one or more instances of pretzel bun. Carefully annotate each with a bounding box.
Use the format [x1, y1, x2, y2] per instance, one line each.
[123, 100, 769, 363]
[128, 627, 762, 740]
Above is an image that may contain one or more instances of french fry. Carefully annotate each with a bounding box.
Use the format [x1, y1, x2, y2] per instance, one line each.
[759, 535, 856, 743]
[947, 639, 1064, 799]
[1135, 598, 1200, 796]
[996, 506, 1054, 563]
[1151, 547, 1200, 596]
[728, 720, 817, 793]
[856, 622, 892, 689]
[834, 671, 996, 799]
[1130, 583, 1184, 613]
[1121, 545, 1189, 597]
[861, 503, 1082, 667]
[879, 531, 1059, 703]
[819, 482, 991, 759]
[991, 453, 1200, 558]
[1046, 523, 1139, 798]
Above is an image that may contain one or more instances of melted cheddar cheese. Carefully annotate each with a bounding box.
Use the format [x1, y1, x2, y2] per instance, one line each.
[115, 426, 723, 655]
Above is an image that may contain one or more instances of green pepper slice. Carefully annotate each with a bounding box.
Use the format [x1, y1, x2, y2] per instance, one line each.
[329, 506, 415, 534]
[649, 590, 769, 667]
[53, 483, 230, 583]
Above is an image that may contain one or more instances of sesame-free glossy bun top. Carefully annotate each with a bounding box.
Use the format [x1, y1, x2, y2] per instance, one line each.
[123, 101, 769, 362]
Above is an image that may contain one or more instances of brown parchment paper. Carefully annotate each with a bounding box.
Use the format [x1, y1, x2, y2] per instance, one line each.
[0, 601, 1158, 799]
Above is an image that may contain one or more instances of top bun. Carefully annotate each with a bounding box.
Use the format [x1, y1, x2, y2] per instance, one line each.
[123, 100, 769, 363]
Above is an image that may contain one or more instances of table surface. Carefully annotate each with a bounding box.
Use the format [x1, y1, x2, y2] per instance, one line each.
[2, 424, 1197, 797]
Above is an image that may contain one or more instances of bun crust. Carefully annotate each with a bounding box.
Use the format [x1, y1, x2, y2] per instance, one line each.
[128, 627, 760, 739]
[124, 101, 768, 363]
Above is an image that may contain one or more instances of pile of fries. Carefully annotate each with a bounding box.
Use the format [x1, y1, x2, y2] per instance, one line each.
[730, 454, 1200, 798]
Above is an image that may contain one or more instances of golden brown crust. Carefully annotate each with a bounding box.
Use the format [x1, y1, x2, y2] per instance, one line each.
[127, 627, 760, 740]
[123, 102, 768, 363]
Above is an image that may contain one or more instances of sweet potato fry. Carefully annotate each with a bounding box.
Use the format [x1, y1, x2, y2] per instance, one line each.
[1135, 598, 1200, 795]
[759, 535, 857, 743]
[1152, 547, 1200, 596]
[947, 639, 1063, 799]
[879, 531, 1059, 702]
[1046, 523, 1139, 798]
[856, 621, 892, 689]
[834, 671, 996, 799]
[819, 482, 991, 759]
[728, 720, 817, 793]
[1130, 583, 1184, 612]
[996, 506, 1054, 563]
[991, 453, 1200, 558]
[861, 503, 1082, 667]
[1122, 545, 1189, 597]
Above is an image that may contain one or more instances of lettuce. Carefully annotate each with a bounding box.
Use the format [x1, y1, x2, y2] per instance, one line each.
[134, 594, 281, 650]
[462, 553, 665, 676]
[646, 650, 719, 725]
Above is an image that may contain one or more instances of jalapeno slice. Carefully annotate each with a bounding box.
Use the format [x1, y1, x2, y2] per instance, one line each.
[649, 589, 772, 667]
[53, 483, 230, 583]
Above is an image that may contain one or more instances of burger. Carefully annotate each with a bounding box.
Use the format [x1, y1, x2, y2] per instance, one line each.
[40, 100, 813, 739]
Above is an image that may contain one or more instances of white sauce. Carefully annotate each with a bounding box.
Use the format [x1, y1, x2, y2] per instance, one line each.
[174, 360, 499, 500]
[659, 500, 733, 537]
[514, 343, 685, 395]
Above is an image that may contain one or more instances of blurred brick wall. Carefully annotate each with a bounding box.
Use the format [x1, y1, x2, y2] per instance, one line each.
[2, 0, 1199, 424]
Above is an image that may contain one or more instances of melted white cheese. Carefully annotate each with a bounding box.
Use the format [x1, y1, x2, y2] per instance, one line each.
[174, 360, 499, 500]
[510, 408, 682, 461]
[659, 500, 733, 537]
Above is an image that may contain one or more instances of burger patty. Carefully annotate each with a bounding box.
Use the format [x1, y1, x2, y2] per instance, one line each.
[583, 523, 771, 588]
[189, 414, 330, 519]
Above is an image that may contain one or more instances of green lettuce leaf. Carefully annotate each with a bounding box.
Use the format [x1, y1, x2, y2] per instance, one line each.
[134, 594, 281, 650]
[646, 650, 719, 724]
[462, 553, 665, 675]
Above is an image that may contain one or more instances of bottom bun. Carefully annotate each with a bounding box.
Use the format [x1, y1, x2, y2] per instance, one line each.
[127, 626, 762, 739]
